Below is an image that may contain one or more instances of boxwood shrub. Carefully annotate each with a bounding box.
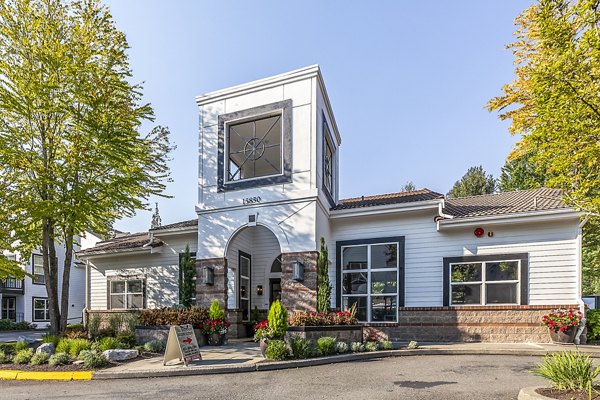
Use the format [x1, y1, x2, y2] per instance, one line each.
[316, 337, 337, 356]
[265, 339, 289, 360]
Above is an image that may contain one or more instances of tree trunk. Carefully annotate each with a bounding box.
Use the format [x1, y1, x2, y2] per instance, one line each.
[59, 231, 74, 333]
[42, 219, 61, 335]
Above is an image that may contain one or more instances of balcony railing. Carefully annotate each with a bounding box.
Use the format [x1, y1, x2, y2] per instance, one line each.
[0, 278, 24, 293]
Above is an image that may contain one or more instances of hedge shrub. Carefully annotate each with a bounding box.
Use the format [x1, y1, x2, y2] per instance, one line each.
[265, 339, 289, 361]
[138, 307, 208, 326]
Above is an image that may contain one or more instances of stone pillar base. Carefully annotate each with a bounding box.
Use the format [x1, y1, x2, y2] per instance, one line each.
[196, 257, 227, 309]
[280, 251, 319, 313]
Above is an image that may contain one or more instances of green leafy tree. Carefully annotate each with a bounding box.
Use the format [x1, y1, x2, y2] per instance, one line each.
[316, 237, 331, 313]
[180, 245, 196, 308]
[498, 153, 548, 193]
[487, 0, 600, 216]
[0, 0, 173, 334]
[400, 181, 416, 192]
[447, 166, 496, 198]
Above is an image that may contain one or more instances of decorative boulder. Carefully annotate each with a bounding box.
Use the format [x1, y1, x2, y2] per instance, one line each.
[18, 336, 36, 344]
[35, 342, 55, 355]
[102, 349, 139, 362]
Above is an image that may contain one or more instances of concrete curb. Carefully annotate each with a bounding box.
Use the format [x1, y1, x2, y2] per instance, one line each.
[0, 370, 93, 381]
[92, 347, 600, 380]
[518, 387, 553, 399]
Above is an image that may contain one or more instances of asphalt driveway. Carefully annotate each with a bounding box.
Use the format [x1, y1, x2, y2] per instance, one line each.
[0, 354, 546, 399]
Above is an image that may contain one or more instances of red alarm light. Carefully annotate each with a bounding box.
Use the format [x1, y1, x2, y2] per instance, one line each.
[474, 227, 484, 238]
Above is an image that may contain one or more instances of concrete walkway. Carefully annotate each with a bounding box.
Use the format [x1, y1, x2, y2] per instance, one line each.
[0, 330, 47, 342]
[92, 340, 600, 380]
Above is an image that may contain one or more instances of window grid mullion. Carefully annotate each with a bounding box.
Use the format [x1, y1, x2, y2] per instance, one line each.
[367, 245, 371, 323]
[482, 262, 486, 305]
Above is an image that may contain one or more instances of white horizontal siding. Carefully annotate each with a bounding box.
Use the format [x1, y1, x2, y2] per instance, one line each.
[332, 212, 580, 307]
[88, 233, 197, 310]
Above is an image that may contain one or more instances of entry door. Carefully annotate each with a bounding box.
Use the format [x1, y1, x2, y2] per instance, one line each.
[1, 297, 16, 321]
[239, 252, 251, 322]
[269, 278, 281, 306]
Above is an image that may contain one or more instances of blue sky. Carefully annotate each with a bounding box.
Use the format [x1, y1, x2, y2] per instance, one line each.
[104, 0, 534, 233]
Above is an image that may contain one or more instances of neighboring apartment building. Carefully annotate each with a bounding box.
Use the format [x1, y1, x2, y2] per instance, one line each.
[1, 232, 101, 328]
[79, 66, 585, 342]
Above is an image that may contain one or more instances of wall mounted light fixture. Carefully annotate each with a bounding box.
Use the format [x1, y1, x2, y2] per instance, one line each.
[201, 266, 214, 285]
[291, 260, 305, 281]
[256, 285, 263, 296]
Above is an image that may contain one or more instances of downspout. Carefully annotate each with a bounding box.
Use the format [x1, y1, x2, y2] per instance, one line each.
[84, 259, 90, 326]
[574, 216, 589, 344]
[436, 199, 454, 231]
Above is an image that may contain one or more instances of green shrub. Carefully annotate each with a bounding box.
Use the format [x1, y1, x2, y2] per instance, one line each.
[209, 300, 225, 320]
[116, 332, 136, 348]
[87, 314, 101, 339]
[307, 342, 322, 358]
[0, 350, 12, 363]
[265, 339, 289, 360]
[0, 319, 35, 331]
[30, 352, 50, 366]
[57, 338, 91, 357]
[143, 340, 166, 353]
[586, 309, 600, 341]
[13, 348, 33, 364]
[98, 337, 125, 351]
[48, 352, 71, 366]
[532, 351, 600, 391]
[267, 300, 288, 339]
[66, 323, 85, 332]
[380, 340, 394, 350]
[351, 342, 365, 352]
[107, 314, 124, 336]
[364, 341, 379, 352]
[335, 341, 349, 354]
[14, 341, 29, 351]
[290, 337, 310, 359]
[80, 350, 108, 369]
[41, 333, 60, 347]
[407, 340, 419, 350]
[316, 337, 337, 356]
[0, 343, 16, 355]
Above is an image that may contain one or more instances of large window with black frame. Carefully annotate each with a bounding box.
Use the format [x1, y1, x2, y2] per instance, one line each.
[227, 113, 282, 182]
[341, 242, 399, 322]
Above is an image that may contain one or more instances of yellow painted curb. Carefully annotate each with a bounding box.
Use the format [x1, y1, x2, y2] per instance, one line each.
[0, 370, 94, 381]
[71, 371, 94, 380]
[0, 370, 19, 380]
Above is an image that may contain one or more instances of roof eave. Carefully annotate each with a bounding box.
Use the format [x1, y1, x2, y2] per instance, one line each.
[329, 199, 443, 219]
[77, 245, 160, 259]
[437, 208, 580, 230]
[150, 226, 198, 236]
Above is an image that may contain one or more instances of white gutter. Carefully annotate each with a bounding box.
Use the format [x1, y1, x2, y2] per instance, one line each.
[437, 208, 579, 230]
[77, 246, 154, 259]
[329, 199, 442, 219]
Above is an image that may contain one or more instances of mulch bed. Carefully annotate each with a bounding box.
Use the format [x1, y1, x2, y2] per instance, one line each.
[536, 388, 600, 399]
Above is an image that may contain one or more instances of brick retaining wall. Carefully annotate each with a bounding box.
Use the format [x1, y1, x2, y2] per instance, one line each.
[363, 305, 580, 343]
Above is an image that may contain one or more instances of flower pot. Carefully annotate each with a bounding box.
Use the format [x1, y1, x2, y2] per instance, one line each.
[194, 330, 208, 347]
[259, 338, 268, 358]
[208, 333, 226, 346]
[549, 328, 576, 344]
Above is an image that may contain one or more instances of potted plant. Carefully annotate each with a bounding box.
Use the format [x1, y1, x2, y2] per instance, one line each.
[542, 308, 582, 344]
[254, 300, 287, 357]
[203, 300, 230, 346]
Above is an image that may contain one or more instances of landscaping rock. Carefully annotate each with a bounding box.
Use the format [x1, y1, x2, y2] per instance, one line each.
[102, 349, 139, 362]
[35, 342, 55, 355]
[73, 360, 84, 365]
[17, 336, 36, 344]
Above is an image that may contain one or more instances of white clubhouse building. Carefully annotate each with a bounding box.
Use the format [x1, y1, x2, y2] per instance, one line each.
[79, 66, 584, 342]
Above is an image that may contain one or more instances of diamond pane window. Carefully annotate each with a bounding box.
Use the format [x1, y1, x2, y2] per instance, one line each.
[227, 114, 282, 182]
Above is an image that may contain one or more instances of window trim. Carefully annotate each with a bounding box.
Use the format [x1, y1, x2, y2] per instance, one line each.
[238, 251, 251, 322]
[217, 100, 293, 192]
[443, 253, 529, 307]
[321, 112, 336, 207]
[32, 297, 50, 322]
[108, 278, 146, 310]
[32, 254, 45, 285]
[336, 236, 405, 323]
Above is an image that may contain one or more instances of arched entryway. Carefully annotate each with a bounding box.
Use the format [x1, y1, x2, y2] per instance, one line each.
[225, 225, 282, 325]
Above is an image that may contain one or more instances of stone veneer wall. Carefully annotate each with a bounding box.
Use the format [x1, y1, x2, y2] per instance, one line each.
[280, 251, 319, 312]
[286, 325, 363, 345]
[196, 257, 227, 309]
[362, 305, 580, 343]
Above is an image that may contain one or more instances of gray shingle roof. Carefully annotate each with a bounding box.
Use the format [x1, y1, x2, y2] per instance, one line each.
[332, 189, 444, 210]
[150, 218, 198, 231]
[443, 188, 567, 219]
[78, 232, 163, 256]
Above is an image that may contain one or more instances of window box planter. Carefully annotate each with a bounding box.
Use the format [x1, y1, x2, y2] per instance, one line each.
[286, 325, 363, 344]
[135, 325, 208, 347]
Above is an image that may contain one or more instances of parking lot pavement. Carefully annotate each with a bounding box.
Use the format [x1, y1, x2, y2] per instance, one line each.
[0, 354, 546, 400]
